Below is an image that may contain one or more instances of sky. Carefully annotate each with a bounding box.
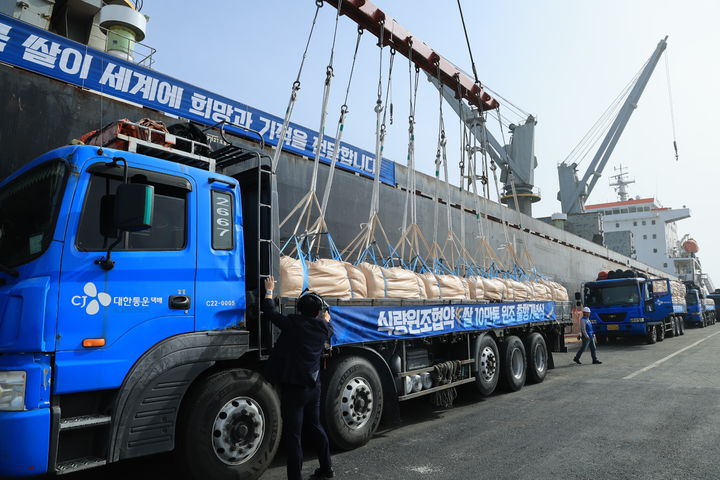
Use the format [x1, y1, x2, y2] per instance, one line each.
[140, 0, 720, 282]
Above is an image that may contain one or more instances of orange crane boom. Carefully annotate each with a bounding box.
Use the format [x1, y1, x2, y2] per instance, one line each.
[324, 0, 499, 111]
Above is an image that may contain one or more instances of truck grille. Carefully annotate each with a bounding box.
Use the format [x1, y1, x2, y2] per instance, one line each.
[598, 313, 626, 323]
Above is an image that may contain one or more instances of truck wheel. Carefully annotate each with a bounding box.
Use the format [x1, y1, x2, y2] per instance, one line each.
[177, 369, 281, 480]
[499, 336, 526, 392]
[646, 325, 657, 344]
[474, 335, 500, 396]
[524, 333, 548, 384]
[322, 356, 383, 451]
[678, 317, 685, 335]
[657, 323, 665, 342]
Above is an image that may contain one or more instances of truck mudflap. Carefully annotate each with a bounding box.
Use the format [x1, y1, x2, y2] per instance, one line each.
[107, 330, 250, 463]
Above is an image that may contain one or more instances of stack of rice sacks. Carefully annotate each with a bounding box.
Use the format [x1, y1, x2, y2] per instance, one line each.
[279, 255, 569, 302]
[419, 273, 470, 299]
[670, 280, 687, 305]
[279, 256, 367, 299]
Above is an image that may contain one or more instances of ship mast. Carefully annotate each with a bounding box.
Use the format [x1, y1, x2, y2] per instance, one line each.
[609, 164, 636, 202]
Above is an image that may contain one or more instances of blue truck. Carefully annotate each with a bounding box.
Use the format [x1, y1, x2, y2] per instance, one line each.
[583, 276, 686, 344]
[0, 126, 572, 479]
[684, 286, 717, 327]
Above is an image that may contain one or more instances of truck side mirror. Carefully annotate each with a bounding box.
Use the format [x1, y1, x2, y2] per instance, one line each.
[99, 194, 119, 239]
[574, 292, 581, 300]
[115, 183, 154, 231]
[95, 183, 154, 271]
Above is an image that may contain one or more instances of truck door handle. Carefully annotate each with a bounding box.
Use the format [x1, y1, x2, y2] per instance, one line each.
[169, 295, 191, 310]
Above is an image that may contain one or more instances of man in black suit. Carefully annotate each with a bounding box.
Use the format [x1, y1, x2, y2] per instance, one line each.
[262, 276, 334, 480]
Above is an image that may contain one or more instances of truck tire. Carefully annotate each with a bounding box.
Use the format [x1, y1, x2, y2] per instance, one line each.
[646, 325, 657, 344]
[474, 335, 500, 396]
[657, 323, 665, 342]
[322, 356, 383, 451]
[678, 317, 685, 335]
[524, 333, 548, 384]
[177, 369, 281, 480]
[499, 336, 526, 392]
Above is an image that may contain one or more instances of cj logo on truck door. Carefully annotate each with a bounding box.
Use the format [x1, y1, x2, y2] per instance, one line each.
[71, 282, 111, 315]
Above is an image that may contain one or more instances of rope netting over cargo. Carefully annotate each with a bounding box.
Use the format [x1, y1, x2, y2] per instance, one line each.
[272, 2, 568, 302]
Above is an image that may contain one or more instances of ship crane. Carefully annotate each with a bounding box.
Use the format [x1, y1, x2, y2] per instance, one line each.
[324, 0, 498, 112]
[429, 78, 539, 216]
[557, 36, 668, 215]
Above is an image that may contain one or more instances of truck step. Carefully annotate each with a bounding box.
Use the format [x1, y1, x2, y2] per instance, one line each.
[59, 414, 112, 431]
[55, 457, 106, 475]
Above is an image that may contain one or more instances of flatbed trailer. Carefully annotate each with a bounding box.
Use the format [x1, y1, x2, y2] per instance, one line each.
[0, 126, 571, 479]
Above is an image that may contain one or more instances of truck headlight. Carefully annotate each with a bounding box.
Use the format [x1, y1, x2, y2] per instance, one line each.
[629, 318, 645, 323]
[0, 371, 26, 411]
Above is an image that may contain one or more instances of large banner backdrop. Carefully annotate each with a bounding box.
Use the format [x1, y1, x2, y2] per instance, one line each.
[0, 13, 396, 185]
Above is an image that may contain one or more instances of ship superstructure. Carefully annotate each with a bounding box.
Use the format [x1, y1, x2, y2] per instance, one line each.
[584, 166, 713, 293]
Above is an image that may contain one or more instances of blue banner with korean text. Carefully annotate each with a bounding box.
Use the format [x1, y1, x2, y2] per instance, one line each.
[0, 13, 395, 185]
[329, 301, 558, 346]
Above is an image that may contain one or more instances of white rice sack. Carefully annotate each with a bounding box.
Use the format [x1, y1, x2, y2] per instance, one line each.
[279, 256, 304, 297]
[307, 259, 352, 299]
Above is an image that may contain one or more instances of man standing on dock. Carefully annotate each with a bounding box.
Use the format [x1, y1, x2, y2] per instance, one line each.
[574, 307, 602, 365]
[262, 277, 335, 480]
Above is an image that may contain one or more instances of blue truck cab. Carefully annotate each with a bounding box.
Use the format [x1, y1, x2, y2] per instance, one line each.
[685, 288, 717, 327]
[708, 292, 720, 312]
[0, 145, 255, 476]
[583, 277, 685, 344]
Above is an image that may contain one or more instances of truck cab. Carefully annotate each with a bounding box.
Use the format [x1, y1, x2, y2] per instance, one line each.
[0, 144, 258, 476]
[685, 288, 717, 327]
[584, 277, 683, 344]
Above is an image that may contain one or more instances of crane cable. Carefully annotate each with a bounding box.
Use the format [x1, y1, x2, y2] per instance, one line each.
[432, 61, 446, 247]
[308, 0, 343, 194]
[281, 0, 342, 246]
[665, 52, 679, 161]
[563, 64, 644, 168]
[456, 0, 480, 85]
[400, 43, 421, 259]
[342, 19, 395, 263]
[271, 1, 323, 172]
[319, 26, 364, 220]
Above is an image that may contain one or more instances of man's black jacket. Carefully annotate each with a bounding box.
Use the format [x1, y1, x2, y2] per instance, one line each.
[262, 298, 333, 387]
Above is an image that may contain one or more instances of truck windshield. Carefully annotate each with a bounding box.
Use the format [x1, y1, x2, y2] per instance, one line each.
[0, 159, 68, 268]
[584, 284, 641, 307]
[686, 294, 698, 305]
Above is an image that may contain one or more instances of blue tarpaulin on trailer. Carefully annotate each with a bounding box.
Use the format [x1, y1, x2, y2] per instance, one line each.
[329, 301, 557, 346]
